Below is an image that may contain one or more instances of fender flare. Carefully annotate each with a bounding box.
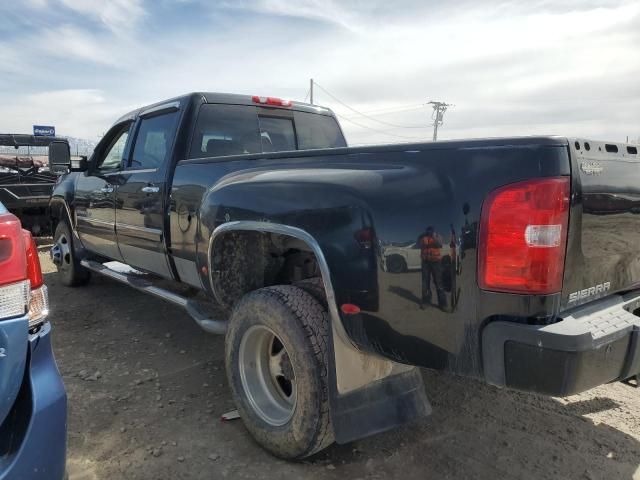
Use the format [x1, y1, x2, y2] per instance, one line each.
[49, 196, 74, 229]
[49, 196, 85, 249]
[207, 220, 352, 346]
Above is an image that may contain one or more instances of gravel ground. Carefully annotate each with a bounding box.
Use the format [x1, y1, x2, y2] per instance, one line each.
[38, 249, 640, 480]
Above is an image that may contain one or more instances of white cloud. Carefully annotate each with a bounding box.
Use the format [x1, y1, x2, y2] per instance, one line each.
[59, 0, 145, 32]
[24, 0, 48, 7]
[37, 25, 121, 65]
[220, 0, 360, 30]
[0, 89, 132, 139]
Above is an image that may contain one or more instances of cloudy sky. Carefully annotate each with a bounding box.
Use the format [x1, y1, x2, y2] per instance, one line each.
[0, 0, 638, 145]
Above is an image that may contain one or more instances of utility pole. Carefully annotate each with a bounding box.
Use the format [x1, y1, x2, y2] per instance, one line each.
[309, 78, 314, 105]
[428, 101, 453, 142]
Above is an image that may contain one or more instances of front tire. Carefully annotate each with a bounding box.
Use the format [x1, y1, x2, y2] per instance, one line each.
[52, 222, 91, 286]
[386, 254, 407, 273]
[225, 285, 334, 459]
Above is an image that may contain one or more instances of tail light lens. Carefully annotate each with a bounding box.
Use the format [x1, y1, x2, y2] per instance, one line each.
[354, 228, 374, 249]
[0, 281, 30, 320]
[0, 212, 48, 326]
[23, 230, 43, 288]
[27, 285, 49, 328]
[0, 212, 27, 287]
[478, 177, 570, 294]
[23, 230, 48, 326]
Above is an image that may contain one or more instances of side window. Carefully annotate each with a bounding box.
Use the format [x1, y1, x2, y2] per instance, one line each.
[130, 112, 179, 169]
[258, 116, 296, 152]
[189, 104, 261, 159]
[97, 126, 130, 171]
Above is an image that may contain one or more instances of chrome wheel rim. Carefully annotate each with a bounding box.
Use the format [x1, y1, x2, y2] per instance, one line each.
[51, 233, 71, 270]
[238, 325, 297, 426]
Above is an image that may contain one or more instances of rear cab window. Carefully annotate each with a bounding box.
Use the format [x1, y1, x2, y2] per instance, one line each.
[189, 104, 345, 159]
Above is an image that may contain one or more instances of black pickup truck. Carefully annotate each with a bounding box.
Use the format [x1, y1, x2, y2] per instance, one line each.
[48, 92, 640, 459]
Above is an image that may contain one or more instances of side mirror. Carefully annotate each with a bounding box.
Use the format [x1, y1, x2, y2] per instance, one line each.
[48, 141, 71, 175]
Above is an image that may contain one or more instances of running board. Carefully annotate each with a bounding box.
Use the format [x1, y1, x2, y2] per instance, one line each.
[80, 260, 228, 335]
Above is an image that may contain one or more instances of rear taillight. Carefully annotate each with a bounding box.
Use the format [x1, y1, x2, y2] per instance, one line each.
[0, 213, 48, 326]
[23, 230, 43, 288]
[478, 177, 570, 294]
[252, 96, 292, 107]
[0, 281, 30, 321]
[0, 212, 27, 287]
[23, 230, 48, 327]
[354, 228, 374, 249]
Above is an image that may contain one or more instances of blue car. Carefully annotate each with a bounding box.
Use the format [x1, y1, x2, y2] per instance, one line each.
[0, 202, 66, 479]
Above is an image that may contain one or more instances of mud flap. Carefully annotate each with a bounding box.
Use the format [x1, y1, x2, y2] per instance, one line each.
[329, 366, 431, 444]
[326, 320, 432, 444]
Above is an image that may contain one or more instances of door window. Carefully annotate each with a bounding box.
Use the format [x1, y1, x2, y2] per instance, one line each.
[130, 112, 179, 170]
[97, 126, 130, 171]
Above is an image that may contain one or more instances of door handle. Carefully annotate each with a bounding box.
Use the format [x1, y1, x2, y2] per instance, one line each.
[100, 185, 114, 193]
[141, 185, 160, 193]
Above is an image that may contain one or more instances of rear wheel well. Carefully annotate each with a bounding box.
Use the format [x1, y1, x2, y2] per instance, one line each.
[210, 230, 325, 308]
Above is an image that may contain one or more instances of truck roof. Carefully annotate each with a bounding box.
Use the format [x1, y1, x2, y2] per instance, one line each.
[115, 92, 335, 125]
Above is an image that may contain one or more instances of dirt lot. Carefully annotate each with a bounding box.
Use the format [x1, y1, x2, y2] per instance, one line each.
[38, 250, 640, 480]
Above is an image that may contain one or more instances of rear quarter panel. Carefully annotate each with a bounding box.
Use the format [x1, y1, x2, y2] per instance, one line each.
[170, 140, 570, 377]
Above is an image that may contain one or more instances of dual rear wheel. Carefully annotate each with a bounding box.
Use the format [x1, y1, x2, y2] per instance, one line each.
[225, 285, 334, 459]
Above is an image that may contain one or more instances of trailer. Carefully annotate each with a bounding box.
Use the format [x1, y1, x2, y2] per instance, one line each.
[0, 134, 68, 234]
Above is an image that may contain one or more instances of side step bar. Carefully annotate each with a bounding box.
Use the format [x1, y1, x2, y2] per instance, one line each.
[80, 260, 228, 335]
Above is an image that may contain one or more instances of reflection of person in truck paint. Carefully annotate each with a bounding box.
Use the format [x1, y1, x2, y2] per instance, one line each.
[418, 226, 446, 309]
[448, 223, 458, 309]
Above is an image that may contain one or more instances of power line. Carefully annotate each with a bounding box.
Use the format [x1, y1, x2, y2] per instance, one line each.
[343, 103, 426, 117]
[335, 113, 427, 141]
[340, 105, 426, 120]
[313, 82, 428, 129]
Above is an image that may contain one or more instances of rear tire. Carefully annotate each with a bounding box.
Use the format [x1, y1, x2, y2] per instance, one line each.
[53, 222, 90, 287]
[225, 285, 334, 459]
[293, 277, 327, 308]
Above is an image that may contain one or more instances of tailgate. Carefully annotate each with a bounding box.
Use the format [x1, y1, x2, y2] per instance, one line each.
[562, 139, 640, 308]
